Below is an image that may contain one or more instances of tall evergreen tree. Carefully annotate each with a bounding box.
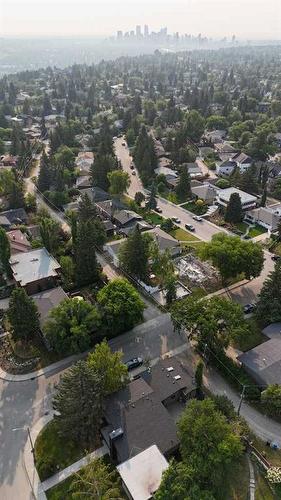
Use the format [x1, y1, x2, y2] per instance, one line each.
[8, 288, 40, 341]
[175, 167, 191, 201]
[9, 180, 24, 209]
[118, 225, 149, 279]
[0, 227, 11, 275]
[256, 261, 281, 326]
[38, 151, 51, 192]
[78, 193, 97, 222]
[42, 94, 52, 116]
[75, 220, 100, 286]
[91, 154, 115, 191]
[224, 193, 243, 223]
[52, 361, 103, 448]
[39, 217, 60, 253]
[146, 181, 157, 210]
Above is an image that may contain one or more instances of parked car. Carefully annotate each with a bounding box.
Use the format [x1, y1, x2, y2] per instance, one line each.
[132, 171, 136, 175]
[172, 217, 181, 224]
[125, 357, 143, 371]
[243, 303, 256, 315]
[122, 141, 126, 146]
[193, 215, 203, 222]
[130, 164, 134, 170]
[271, 254, 281, 261]
[185, 223, 195, 231]
[155, 207, 162, 213]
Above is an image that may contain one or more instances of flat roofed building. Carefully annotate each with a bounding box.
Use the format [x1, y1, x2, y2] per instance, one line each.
[216, 187, 257, 210]
[9, 248, 61, 295]
[117, 445, 168, 500]
[238, 338, 281, 386]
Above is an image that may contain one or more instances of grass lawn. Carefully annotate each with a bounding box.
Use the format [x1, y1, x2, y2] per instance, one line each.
[143, 212, 164, 225]
[250, 436, 281, 467]
[180, 241, 206, 254]
[169, 227, 200, 242]
[234, 222, 249, 234]
[46, 457, 114, 500]
[272, 241, 281, 256]
[35, 420, 94, 481]
[217, 454, 249, 500]
[255, 467, 275, 500]
[232, 318, 267, 352]
[248, 225, 267, 238]
[181, 201, 207, 215]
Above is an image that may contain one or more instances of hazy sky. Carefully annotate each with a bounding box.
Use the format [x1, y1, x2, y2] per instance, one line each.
[1, 0, 281, 40]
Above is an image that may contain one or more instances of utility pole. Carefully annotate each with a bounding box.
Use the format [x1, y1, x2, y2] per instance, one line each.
[237, 385, 246, 416]
[27, 427, 35, 460]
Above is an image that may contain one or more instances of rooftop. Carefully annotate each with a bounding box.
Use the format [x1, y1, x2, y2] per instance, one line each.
[217, 187, 257, 205]
[31, 287, 68, 328]
[117, 445, 168, 500]
[9, 248, 61, 287]
[238, 338, 281, 385]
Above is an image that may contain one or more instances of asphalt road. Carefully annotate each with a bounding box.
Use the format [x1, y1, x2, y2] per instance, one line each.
[0, 313, 181, 500]
[114, 137, 227, 242]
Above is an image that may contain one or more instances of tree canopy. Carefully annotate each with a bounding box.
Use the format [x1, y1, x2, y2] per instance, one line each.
[8, 288, 40, 341]
[255, 261, 281, 326]
[44, 298, 101, 354]
[87, 340, 128, 395]
[200, 233, 264, 283]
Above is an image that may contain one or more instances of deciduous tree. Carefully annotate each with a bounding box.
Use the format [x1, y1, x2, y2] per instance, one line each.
[87, 340, 128, 394]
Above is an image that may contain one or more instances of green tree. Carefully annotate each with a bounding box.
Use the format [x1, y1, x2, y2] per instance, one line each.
[255, 261, 281, 326]
[200, 233, 264, 283]
[155, 460, 214, 500]
[175, 168, 191, 202]
[75, 220, 101, 286]
[118, 225, 149, 279]
[37, 151, 52, 193]
[195, 360, 204, 391]
[91, 154, 116, 191]
[224, 192, 243, 223]
[44, 298, 101, 354]
[8, 288, 40, 341]
[164, 274, 177, 305]
[108, 170, 130, 198]
[52, 361, 103, 448]
[206, 115, 228, 131]
[184, 110, 205, 142]
[134, 191, 145, 206]
[39, 217, 60, 253]
[261, 384, 281, 417]
[171, 295, 248, 353]
[0, 227, 11, 275]
[87, 340, 128, 394]
[70, 458, 124, 500]
[60, 255, 75, 289]
[146, 181, 157, 210]
[178, 399, 242, 489]
[77, 193, 105, 246]
[9, 180, 24, 209]
[97, 278, 145, 335]
[54, 145, 75, 170]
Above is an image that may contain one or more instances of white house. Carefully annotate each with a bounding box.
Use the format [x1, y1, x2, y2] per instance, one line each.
[216, 187, 257, 210]
[245, 204, 281, 232]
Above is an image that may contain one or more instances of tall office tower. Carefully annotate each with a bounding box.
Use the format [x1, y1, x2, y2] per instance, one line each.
[144, 24, 149, 38]
[136, 25, 141, 38]
[117, 30, 123, 40]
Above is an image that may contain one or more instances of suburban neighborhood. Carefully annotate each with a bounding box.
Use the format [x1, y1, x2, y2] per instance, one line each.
[1, 27, 281, 500]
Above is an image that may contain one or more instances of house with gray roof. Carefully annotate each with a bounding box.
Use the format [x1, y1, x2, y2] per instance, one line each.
[238, 338, 281, 386]
[245, 204, 281, 232]
[0, 208, 28, 230]
[9, 248, 61, 295]
[191, 183, 217, 204]
[31, 286, 68, 328]
[216, 187, 257, 210]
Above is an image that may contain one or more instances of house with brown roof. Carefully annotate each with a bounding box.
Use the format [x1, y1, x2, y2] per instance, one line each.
[7, 230, 31, 254]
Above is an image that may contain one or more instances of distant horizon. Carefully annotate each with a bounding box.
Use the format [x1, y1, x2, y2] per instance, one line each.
[2, 0, 281, 40]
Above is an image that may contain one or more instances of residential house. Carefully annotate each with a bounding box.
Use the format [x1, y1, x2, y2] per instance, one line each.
[216, 159, 237, 176]
[191, 183, 217, 204]
[63, 187, 111, 212]
[95, 199, 125, 221]
[31, 286, 68, 329]
[238, 337, 281, 386]
[102, 358, 196, 464]
[9, 248, 61, 295]
[7, 230, 31, 254]
[231, 152, 253, 173]
[183, 162, 203, 179]
[75, 175, 92, 190]
[75, 151, 94, 175]
[117, 445, 168, 500]
[216, 151, 253, 176]
[204, 129, 227, 145]
[245, 204, 281, 232]
[0, 208, 28, 230]
[216, 187, 257, 210]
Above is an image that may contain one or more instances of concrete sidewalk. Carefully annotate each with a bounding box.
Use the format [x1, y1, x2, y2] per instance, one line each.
[41, 444, 108, 492]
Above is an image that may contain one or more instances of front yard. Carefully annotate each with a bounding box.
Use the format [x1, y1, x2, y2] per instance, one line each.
[169, 227, 200, 242]
[35, 420, 100, 481]
[181, 201, 207, 216]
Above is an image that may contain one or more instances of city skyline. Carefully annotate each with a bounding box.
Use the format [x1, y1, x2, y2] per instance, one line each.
[1, 0, 281, 40]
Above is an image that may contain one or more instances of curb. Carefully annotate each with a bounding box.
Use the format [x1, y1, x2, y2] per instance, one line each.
[23, 413, 54, 500]
[0, 350, 89, 382]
